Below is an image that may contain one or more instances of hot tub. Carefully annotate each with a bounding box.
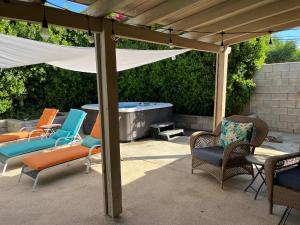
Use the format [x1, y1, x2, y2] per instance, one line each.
[81, 102, 173, 142]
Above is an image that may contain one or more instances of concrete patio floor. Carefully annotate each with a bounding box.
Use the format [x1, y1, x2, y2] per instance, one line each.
[0, 134, 299, 225]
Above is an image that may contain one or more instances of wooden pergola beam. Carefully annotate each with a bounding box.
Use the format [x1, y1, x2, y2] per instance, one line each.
[163, 0, 270, 31]
[0, 0, 221, 53]
[213, 47, 231, 129]
[84, 0, 136, 17]
[126, 0, 204, 25]
[207, 8, 300, 44]
[225, 19, 300, 45]
[22, 0, 40, 3]
[0, 0, 103, 32]
[95, 22, 122, 218]
[182, 0, 300, 40]
[113, 20, 221, 53]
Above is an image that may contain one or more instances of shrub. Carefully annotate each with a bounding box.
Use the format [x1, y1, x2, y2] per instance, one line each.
[118, 38, 268, 116]
[0, 19, 96, 119]
[0, 19, 268, 119]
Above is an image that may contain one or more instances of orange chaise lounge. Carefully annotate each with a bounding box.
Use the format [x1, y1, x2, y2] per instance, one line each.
[20, 114, 102, 191]
[0, 108, 58, 144]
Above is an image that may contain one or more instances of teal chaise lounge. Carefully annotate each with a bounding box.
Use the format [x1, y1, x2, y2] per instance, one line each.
[0, 109, 86, 175]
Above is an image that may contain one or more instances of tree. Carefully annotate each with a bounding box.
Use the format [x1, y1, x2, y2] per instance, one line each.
[0, 19, 96, 119]
[265, 39, 300, 63]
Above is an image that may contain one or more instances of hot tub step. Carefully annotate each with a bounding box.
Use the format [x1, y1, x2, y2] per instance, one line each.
[150, 122, 175, 139]
[159, 129, 184, 141]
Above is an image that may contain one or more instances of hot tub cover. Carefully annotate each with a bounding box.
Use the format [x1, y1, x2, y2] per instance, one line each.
[0, 34, 190, 73]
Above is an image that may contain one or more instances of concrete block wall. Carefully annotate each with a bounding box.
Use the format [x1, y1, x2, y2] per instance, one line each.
[0, 113, 68, 134]
[0, 120, 7, 134]
[250, 62, 300, 133]
[174, 114, 213, 131]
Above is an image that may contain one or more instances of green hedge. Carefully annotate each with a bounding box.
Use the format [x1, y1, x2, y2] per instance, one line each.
[0, 20, 97, 119]
[118, 39, 268, 116]
[0, 19, 268, 119]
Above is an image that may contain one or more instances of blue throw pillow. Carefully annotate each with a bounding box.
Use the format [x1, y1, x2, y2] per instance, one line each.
[51, 129, 71, 140]
[219, 119, 253, 149]
[82, 135, 101, 148]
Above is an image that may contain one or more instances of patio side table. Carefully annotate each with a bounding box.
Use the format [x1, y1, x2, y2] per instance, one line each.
[244, 154, 269, 200]
[40, 123, 61, 136]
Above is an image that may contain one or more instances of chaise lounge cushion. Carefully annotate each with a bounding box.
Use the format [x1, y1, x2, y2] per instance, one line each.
[0, 131, 43, 143]
[192, 146, 224, 166]
[51, 129, 71, 140]
[90, 116, 101, 139]
[35, 108, 58, 129]
[276, 166, 300, 191]
[0, 109, 86, 158]
[22, 145, 101, 171]
[82, 135, 101, 148]
[61, 109, 86, 136]
[0, 138, 57, 157]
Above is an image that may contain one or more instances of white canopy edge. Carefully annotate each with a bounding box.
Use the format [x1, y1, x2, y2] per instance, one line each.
[0, 34, 190, 73]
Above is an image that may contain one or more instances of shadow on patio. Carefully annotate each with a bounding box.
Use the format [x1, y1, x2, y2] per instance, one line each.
[0, 136, 299, 225]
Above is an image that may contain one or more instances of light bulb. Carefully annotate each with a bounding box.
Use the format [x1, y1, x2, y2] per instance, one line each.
[269, 38, 273, 48]
[268, 31, 273, 48]
[168, 28, 174, 49]
[41, 14, 49, 41]
[111, 34, 120, 42]
[40, 27, 50, 41]
[88, 35, 94, 44]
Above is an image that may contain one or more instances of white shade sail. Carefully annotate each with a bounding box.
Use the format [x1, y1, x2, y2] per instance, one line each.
[0, 34, 190, 73]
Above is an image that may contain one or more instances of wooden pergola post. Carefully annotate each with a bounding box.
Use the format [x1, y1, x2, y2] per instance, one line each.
[94, 19, 122, 218]
[213, 47, 231, 130]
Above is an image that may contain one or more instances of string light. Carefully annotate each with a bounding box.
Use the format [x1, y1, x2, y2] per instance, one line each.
[220, 31, 225, 51]
[10, 20, 16, 26]
[111, 20, 120, 42]
[168, 28, 174, 48]
[269, 31, 273, 48]
[40, 0, 50, 41]
[86, 15, 94, 44]
[8, 0, 300, 45]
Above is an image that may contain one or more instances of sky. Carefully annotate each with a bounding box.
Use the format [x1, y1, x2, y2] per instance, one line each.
[274, 29, 300, 47]
[47, 0, 300, 47]
[46, 0, 87, 12]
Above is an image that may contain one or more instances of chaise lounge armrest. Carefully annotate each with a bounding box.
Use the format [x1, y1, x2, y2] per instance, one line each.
[88, 144, 102, 157]
[190, 131, 220, 150]
[28, 129, 46, 139]
[55, 136, 78, 147]
[20, 126, 35, 132]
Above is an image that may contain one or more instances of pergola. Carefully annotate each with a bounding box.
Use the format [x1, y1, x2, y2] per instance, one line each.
[0, 0, 299, 219]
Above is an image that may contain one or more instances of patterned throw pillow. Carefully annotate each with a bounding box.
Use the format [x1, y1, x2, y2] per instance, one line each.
[219, 119, 253, 149]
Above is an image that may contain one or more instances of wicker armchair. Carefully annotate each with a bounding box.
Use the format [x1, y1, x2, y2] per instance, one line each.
[265, 152, 300, 224]
[190, 115, 268, 188]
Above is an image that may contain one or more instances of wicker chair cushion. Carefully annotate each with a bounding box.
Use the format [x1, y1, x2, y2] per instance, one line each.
[219, 119, 253, 148]
[276, 166, 300, 191]
[192, 146, 224, 166]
